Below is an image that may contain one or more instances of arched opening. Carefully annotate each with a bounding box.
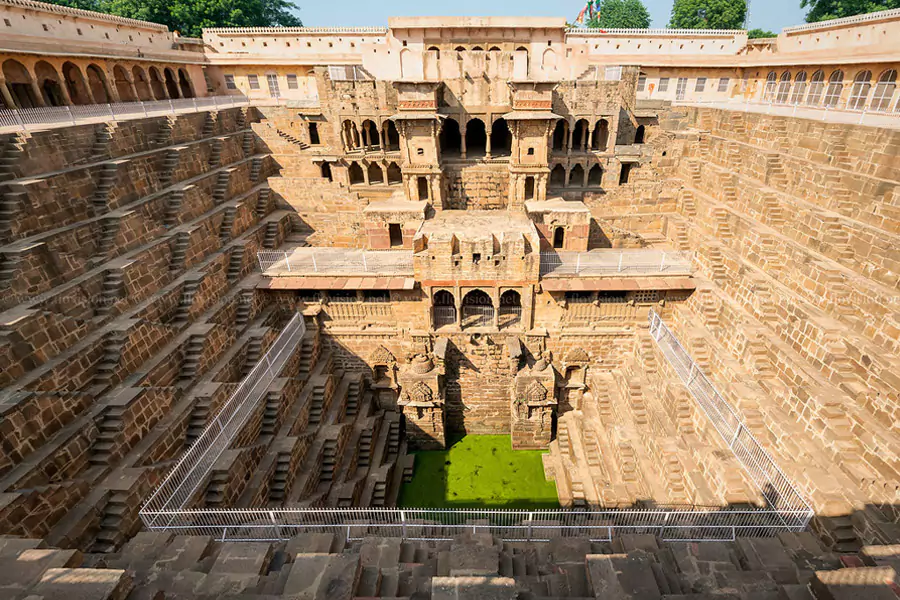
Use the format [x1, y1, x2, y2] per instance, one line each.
[551, 120, 567, 152]
[591, 119, 608, 151]
[462, 289, 493, 329]
[823, 70, 844, 107]
[427, 46, 440, 60]
[113, 65, 136, 102]
[464, 118, 486, 157]
[319, 162, 332, 181]
[62, 62, 90, 105]
[848, 70, 873, 110]
[569, 164, 584, 187]
[440, 118, 461, 156]
[634, 124, 645, 144]
[454, 46, 466, 53]
[489, 46, 501, 52]
[85, 64, 110, 104]
[471, 46, 484, 52]
[552, 227, 565, 249]
[2, 59, 38, 108]
[367, 162, 383, 184]
[343, 120, 361, 150]
[362, 119, 380, 148]
[790, 72, 808, 104]
[871, 69, 897, 112]
[163, 68, 180, 99]
[541, 48, 557, 71]
[588, 164, 603, 186]
[148, 67, 166, 100]
[34, 61, 65, 107]
[775, 71, 792, 104]
[489, 118, 510, 156]
[433, 290, 456, 329]
[387, 162, 402, 184]
[524, 176, 535, 200]
[384, 120, 400, 151]
[499, 289, 522, 329]
[417, 176, 429, 200]
[348, 162, 364, 185]
[572, 118, 589, 151]
[178, 68, 194, 98]
[131, 66, 152, 101]
[516, 46, 529, 73]
[764, 71, 777, 101]
[550, 164, 565, 187]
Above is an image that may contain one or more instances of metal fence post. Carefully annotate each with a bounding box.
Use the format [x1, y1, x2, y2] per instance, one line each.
[618, 252, 624, 272]
[284, 251, 291, 272]
[576, 253, 581, 275]
[401, 510, 407, 539]
[312, 252, 318, 272]
[362, 252, 368, 272]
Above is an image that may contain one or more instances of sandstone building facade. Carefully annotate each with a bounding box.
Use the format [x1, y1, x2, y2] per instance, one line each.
[0, 1, 899, 597]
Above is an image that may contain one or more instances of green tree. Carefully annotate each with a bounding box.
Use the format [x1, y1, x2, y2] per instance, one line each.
[45, 0, 301, 37]
[747, 27, 777, 37]
[668, 0, 747, 29]
[800, 0, 899, 22]
[585, 0, 652, 28]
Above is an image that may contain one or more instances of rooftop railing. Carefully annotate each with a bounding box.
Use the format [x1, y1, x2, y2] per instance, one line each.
[258, 248, 414, 276]
[0, 95, 251, 134]
[540, 250, 693, 277]
[672, 98, 900, 129]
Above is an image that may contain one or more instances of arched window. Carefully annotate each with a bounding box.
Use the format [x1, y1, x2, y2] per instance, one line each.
[789, 71, 807, 105]
[871, 69, 897, 112]
[499, 290, 522, 329]
[464, 118, 486, 157]
[34, 61, 65, 107]
[553, 227, 565, 249]
[2, 59, 38, 108]
[439, 118, 461, 155]
[634, 124, 645, 144]
[461, 290, 493, 329]
[775, 71, 792, 104]
[163, 67, 180, 99]
[490, 118, 510, 156]
[62, 62, 90, 105]
[847, 70, 872, 110]
[148, 67, 166, 100]
[86, 64, 110, 104]
[387, 162, 402, 184]
[361, 119, 380, 148]
[806, 70, 825, 106]
[471, 46, 484, 52]
[348, 162, 364, 185]
[132, 66, 152, 101]
[551, 120, 567, 152]
[178, 68, 194, 98]
[569, 164, 585, 187]
[592, 119, 609, 151]
[454, 46, 466, 52]
[113, 65, 135, 102]
[763, 71, 777, 101]
[588, 164, 603, 186]
[488, 46, 501, 52]
[433, 290, 456, 328]
[823, 70, 844, 108]
[343, 120, 360, 150]
[384, 120, 400, 150]
[427, 46, 440, 60]
[572, 118, 589, 151]
[542, 48, 557, 71]
[550, 164, 565, 187]
[367, 162, 383, 184]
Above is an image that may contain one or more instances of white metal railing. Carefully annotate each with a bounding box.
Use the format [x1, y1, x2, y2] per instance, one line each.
[540, 250, 693, 276]
[0, 95, 251, 134]
[648, 310, 813, 527]
[672, 98, 900, 128]
[257, 249, 414, 276]
[141, 313, 305, 522]
[137, 506, 812, 543]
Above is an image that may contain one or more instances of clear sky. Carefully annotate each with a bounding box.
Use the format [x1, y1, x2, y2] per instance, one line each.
[292, 0, 809, 34]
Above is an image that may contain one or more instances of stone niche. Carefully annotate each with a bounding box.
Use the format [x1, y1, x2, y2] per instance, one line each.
[370, 345, 399, 410]
[397, 344, 447, 450]
[510, 349, 558, 450]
